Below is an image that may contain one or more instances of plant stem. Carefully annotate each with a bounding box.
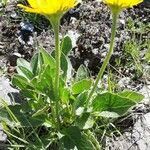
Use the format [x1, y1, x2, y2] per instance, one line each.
[85, 12, 119, 107]
[50, 17, 61, 129]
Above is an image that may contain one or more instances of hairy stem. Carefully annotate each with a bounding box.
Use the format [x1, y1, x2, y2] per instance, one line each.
[50, 17, 61, 129]
[85, 12, 119, 107]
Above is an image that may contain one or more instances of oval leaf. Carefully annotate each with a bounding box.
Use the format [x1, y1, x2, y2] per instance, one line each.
[92, 92, 136, 116]
[72, 79, 92, 95]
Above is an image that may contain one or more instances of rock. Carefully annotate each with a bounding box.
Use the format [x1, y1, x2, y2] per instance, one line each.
[0, 76, 21, 105]
[0, 124, 7, 149]
[140, 85, 150, 104]
[67, 30, 80, 47]
[118, 77, 131, 88]
[0, 130, 7, 143]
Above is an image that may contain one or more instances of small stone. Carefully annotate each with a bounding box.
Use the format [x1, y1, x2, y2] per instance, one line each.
[104, 44, 109, 49]
[67, 30, 80, 47]
[92, 49, 99, 55]
[119, 19, 125, 25]
[10, 12, 17, 19]
[0, 130, 7, 143]
[27, 36, 34, 45]
[101, 51, 107, 58]
[118, 77, 131, 88]
[20, 22, 34, 33]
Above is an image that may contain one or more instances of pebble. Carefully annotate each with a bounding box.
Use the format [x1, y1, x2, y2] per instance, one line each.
[118, 77, 131, 88]
[20, 22, 34, 33]
[0, 130, 7, 143]
[67, 30, 80, 47]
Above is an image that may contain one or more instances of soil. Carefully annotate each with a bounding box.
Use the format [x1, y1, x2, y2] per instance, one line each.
[0, 1, 149, 75]
[0, 0, 150, 149]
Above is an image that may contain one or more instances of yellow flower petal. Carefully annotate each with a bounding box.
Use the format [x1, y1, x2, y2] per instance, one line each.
[18, 0, 80, 17]
[27, 0, 39, 8]
[102, 0, 143, 9]
[17, 4, 41, 13]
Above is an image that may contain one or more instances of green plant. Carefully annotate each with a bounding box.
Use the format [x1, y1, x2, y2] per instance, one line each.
[123, 17, 150, 79]
[124, 40, 143, 76]
[0, 0, 144, 149]
[0, 0, 8, 6]
[145, 46, 150, 63]
[0, 46, 144, 149]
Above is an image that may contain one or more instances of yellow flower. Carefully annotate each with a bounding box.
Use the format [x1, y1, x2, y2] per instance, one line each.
[18, 0, 80, 17]
[103, 0, 143, 10]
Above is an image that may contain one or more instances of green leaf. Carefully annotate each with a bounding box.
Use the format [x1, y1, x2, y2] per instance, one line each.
[12, 75, 31, 89]
[118, 90, 144, 103]
[76, 107, 84, 116]
[61, 126, 81, 149]
[52, 36, 72, 79]
[0, 104, 45, 127]
[30, 53, 39, 75]
[52, 51, 69, 79]
[93, 111, 120, 118]
[0, 107, 13, 127]
[30, 65, 54, 99]
[76, 65, 90, 81]
[76, 65, 89, 80]
[61, 88, 70, 103]
[61, 52, 68, 78]
[32, 105, 49, 117]
[17, 58, 31, 71]
[40, 47, 55, 68]
[76, 133, 96, 150]
[61, 135, 75, 149]
[62, 132, 97, 150]
[92, 92, 136, 116]
[17, 66, 34, 80]
[17, 58, 34, 79]
[61, 36, 72, 55]
[72, 79, 92, 95]
[74, 91, 88, 109]
[21, 89, 36, 99]
[66, 57, 73, 82]
[75, 113, 94, 129]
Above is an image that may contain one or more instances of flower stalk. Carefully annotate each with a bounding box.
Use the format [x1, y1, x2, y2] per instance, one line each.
[50, 17, 61, 99]
[86, 11, 119, 107]
[49, 16, 61, 129]
[17, 0, 80, 130]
